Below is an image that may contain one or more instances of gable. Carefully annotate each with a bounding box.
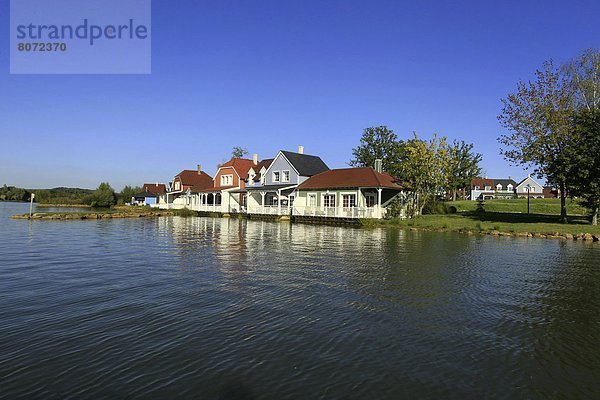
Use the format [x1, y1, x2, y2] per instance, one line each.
[264, 152, 299, 185]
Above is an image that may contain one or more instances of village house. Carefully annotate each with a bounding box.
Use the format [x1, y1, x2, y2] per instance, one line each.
[470, 177, 517, 200]
[515, 175, 545, 198]
[245, 146, 329, 216]
[132, 183, 166, 206]
[193, 157, 257, 213]
[160, 166, 213, 208]
[470, 174, 551, 200]
[293, 162, 409, 219]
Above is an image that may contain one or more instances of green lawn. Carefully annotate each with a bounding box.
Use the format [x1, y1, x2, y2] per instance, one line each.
[374, 212, 600, 236]
[448, 198, 588, 216]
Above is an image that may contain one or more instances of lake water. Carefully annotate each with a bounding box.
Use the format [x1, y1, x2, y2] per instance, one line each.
[1, 202, 599, 399]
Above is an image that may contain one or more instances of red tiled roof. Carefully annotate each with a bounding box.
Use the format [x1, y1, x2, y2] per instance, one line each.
[142, 183, 166, 195]
[198, 186, 235, 192]
[175, 170, 214, 191]
[253, 159, 273, 172]
[297, 167, 403, 190]
[220, 158, 256, 180]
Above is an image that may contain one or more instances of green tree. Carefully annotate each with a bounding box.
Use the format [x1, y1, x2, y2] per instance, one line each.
[399, 133, 450, 215]
[445, 140, 482, 200]
[569, 109, 600, 225]
[119, 185, 141, 205]
[498, 60, 574, 222]
[91, 182, 116, 208]
[232, 146, 249, 158]
[349, 126, 406, 177]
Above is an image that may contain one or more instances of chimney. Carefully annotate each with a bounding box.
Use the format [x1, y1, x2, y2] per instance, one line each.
[253, 153, 258, 165]
[298, 145, 304, 154]
[374, 159, 382, 173]
[156, 182, 158, 187]
[197, 164, 201, 174]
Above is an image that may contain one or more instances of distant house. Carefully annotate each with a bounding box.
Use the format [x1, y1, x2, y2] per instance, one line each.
[294, 166, 410, 219]
[246, 146, 329, 215]
[470, 177, 517, 200]
[132, 183, 166, 206]
[162, 166, 213, 208]
[516, 175, 545, 198]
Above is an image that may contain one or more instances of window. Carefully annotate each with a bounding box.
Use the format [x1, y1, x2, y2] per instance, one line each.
[507, 184, 513, 191]
[323, 194, 335, 208]
[366, 193, 376, 207]
[496, 184, 502, 191]
[308, 194, 317, 206]
[343, 194, 356, 208]
[282, 170, 290, 182]
[485, 185, 491, 191]
[175, 181, 181, 191]
[273, 171, 280, 182]
[474, 186, 480, 190]
[220, 174, 233, 186]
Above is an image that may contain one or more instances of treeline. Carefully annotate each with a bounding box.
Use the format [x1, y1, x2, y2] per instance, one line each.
[1, 183, 141, 207]
[498, 48, 600, 225]
[350, 126, 482, 215]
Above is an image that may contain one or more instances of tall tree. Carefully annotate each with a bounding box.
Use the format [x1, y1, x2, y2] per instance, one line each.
[399, 133, 450, 215]
[568, 109, 600, 225]
[349, 126, 405, 177]
[498, 60, 574, 222]
[445, 140, 483, 200]
[231, 146, 249, 158]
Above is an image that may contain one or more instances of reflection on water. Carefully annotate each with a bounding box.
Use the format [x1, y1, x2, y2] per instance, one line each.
[1, 202, 599, 399]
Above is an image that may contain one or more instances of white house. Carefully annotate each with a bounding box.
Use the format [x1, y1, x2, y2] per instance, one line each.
[516, 175, 544, 198]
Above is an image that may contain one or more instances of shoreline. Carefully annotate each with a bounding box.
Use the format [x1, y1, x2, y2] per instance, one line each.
[9, 208, 600, 242]
[35, 203, 91, 208]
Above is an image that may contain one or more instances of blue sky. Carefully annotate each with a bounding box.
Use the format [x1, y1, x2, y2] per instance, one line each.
[1, 0, 599, 190]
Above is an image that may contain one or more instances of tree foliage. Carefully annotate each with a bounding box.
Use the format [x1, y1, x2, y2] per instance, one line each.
[498, 49, 600, 222]
[91, 182, 116, 208]
[232, 146, 249, 158]
[568, 109, 600, 225]
[349, 126, 405, 177]
[0, 185, 31, 202]
[399, 133, 450, 215]
[119, 185, 141, 205]
[498, 60, 574, 222]
[445, 140, 483, 200]
[563, 48, 600, 111]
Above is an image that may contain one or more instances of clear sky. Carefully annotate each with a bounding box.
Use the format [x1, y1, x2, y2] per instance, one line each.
[1, 0, 599, 190]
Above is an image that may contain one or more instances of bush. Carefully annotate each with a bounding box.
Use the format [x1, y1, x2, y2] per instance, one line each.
[90, 182, 116, 208]
[422, 200, 456, 215]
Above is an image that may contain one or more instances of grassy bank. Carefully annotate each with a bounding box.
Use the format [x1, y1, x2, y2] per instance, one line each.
[448, 198, 587, 216]
[370, 212, 600, 237]
[11, 206, 180, 220]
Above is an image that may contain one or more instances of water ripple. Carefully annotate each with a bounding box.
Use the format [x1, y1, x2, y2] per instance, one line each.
[1, 203, 600, 399]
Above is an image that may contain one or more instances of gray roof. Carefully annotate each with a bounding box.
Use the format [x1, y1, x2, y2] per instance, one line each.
[493, 179, 517, 187]
[280, 151, 329, 176]
[133, 191, 158, 199]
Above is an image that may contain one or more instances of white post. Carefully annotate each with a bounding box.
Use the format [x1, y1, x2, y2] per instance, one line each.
[29, 193, 35, 218]
[377, 188, 383, 219]
[277, 189, 282, 215]
[261, 191, 265, 214]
